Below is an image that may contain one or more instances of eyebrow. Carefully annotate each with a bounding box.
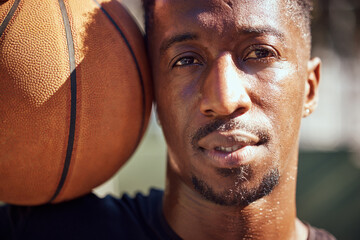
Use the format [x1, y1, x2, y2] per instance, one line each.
[159, 26, 285, 56]
[239, 26, 285, 42]
[159, 33, 198, 57]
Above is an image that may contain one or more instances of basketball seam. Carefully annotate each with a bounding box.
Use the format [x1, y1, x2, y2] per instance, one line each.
[49, 0, 77, 203]
[0, 0, 21, 38]
[92, 0, 147, 150]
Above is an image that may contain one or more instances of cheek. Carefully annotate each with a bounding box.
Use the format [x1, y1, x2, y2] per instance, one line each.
[155, 75, 196, 152]
[254, 65, 305, 152]
[156, 87, 196, 177]
[255, 64, 305, 118]
[155, 66, 202, 128]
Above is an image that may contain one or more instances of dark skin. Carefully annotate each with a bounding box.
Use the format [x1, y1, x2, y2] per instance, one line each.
[147, 0, 321, 239]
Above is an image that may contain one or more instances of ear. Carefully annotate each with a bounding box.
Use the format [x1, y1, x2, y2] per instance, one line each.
[303, 57, 321, 118]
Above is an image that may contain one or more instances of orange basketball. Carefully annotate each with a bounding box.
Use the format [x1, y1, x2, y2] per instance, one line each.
[0, 0, 152, 205]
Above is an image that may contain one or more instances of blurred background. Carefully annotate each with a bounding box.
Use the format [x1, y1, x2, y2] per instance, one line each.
[94, 0, 360, 239]
[0, 0, 358, 239]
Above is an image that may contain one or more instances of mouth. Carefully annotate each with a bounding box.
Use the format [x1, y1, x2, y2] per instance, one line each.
[214, 145, 243, 152]
[197, 130, 264, 168]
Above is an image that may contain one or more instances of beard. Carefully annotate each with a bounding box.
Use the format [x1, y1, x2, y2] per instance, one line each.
[191, 166, 279, 207]
[189, 116, 278, 207]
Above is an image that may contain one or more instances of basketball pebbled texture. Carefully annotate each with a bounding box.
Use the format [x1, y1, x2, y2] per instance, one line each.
[0, 0, 152, 205]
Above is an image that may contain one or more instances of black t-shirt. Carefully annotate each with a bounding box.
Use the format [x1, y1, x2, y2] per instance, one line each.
[0, 189, 336, 240]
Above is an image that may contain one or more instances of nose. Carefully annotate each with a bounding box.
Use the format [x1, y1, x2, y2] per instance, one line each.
[199, 53, 252, 117]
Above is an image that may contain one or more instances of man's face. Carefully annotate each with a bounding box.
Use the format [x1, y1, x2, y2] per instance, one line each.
[149, 0, 316, 206]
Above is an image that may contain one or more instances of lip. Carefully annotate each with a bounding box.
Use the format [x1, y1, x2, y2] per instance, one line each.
[197, 130, 261, 168]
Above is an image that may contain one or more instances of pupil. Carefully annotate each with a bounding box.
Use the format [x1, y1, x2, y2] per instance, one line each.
[255, 49, 269, 58]
[182, 57, 193, 65]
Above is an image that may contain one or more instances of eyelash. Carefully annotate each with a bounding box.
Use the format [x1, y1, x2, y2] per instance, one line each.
[171, 53, 203, 68]
[170, 45, 279, 68]
[243, 45, 279, 62]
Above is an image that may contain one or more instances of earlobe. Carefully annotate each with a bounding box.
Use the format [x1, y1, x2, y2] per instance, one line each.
[303, 57, 321, 118]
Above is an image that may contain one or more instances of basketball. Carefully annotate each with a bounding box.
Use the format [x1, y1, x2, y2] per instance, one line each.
[0, 0, 152, 205]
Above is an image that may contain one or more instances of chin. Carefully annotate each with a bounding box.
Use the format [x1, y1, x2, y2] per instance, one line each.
[191, 166, 280, 207]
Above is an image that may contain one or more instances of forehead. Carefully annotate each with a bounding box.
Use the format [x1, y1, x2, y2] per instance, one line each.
[152, 0, 288, 37]
[148, 0, 304, 59]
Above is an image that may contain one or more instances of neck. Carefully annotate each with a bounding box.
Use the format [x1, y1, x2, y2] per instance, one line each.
[162, 163, 308, 240]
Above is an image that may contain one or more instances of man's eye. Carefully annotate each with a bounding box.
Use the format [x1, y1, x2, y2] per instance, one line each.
[173, 56, 201, 67]
[244, 46, 277, 61]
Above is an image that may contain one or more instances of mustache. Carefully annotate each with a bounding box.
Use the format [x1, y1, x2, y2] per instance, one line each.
[191, 118, 271, 148]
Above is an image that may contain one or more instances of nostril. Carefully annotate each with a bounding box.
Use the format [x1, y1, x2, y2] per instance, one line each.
[201, 108, 216, 117]
[238, 105, 251, 115]
[205, 109, 213, 114]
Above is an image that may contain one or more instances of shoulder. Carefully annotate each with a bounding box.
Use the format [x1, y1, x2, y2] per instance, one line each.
[0, 189, 165, 240]
[306, 223, 337, 240]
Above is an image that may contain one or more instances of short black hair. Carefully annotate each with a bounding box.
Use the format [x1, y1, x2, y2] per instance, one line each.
[142, 0, 313, 42]
[285, 0, 313, 44]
